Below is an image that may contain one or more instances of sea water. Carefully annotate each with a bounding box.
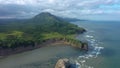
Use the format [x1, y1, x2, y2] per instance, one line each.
[73, 21, 120, 68]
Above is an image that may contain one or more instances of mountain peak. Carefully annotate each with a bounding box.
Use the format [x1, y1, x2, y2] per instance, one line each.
[29, 12, 64, 24]
[34, 12, 53, 18]
[39, 12, 52, 15]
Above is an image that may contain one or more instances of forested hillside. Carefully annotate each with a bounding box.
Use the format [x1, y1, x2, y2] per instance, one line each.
[0, 12, 86, 49]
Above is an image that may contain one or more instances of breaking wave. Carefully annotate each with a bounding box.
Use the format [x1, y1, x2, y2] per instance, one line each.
[74, 30, 104, 68]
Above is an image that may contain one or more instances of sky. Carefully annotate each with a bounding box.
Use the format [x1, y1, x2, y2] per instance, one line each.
[0, 0, 120, 21]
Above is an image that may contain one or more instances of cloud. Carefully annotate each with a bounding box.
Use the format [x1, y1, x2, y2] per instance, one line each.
[0, 0, 120, 20]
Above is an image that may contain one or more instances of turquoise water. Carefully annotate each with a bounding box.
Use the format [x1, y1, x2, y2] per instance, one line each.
[0, 21, 120, 68]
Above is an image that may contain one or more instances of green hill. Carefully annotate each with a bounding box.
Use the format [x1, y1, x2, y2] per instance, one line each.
[0, 12, 86, 50]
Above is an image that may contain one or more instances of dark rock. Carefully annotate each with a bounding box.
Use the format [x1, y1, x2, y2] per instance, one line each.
[81, 42, 88, 51]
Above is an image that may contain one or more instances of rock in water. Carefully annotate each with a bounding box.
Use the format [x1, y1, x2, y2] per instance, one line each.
[55, 58, 70, 68]
[81, 42, 88, 51]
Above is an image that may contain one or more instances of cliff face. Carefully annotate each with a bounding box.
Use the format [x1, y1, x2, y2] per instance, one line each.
[0, 38, 88, 56]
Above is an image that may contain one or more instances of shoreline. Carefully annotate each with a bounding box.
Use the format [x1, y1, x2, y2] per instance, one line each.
[0, 36, 88, 57]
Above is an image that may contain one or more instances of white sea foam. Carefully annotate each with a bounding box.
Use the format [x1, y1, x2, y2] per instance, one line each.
[75, 59, 94, 68]
[76, 61, 81, 68]
[85, 35, 94, 38]
[75, 33, 104, 68]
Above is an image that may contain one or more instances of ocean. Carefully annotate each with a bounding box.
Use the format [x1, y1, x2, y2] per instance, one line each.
[73, 21, 120, 68]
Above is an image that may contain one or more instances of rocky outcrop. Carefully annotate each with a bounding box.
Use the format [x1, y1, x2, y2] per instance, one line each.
[55, 58, 78, 68]
[81, 42, 88, 51]
[55, 59, 70, 68]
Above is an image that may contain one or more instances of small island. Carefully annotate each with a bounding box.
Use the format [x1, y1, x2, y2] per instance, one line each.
[0, 12, 88, 56]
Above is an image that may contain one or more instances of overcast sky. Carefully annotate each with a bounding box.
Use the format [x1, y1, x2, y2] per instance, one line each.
[0, 0, 120, 21]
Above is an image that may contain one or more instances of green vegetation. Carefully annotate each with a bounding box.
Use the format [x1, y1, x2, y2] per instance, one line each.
[0, 12, 86, 49]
